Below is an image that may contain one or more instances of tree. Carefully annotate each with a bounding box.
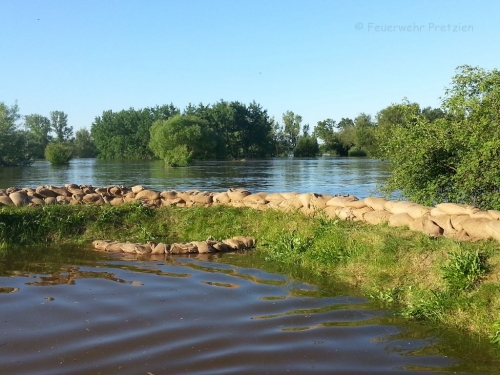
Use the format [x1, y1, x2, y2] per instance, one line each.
[50, 111, 73, 142]
[293, 134, 319, 157]
[378, 65, 500, 210]
[352, 113, 376, 155]
[0, 102, 33, 166]
[73, 128, 98, 158]
[149, 114, 218, 166]
[282, 111, 302, 153]
[24, 114, 52, 159]
[45, 142, 73, 165]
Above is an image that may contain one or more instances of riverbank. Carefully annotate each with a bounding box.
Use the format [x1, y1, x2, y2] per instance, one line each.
[1, 202, 500, 348]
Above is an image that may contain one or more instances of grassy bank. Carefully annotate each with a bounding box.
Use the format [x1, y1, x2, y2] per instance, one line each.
[1, 203, 500, 346]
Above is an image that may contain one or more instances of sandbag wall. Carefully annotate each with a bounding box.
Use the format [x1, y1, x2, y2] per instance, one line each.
[1, 184, 500, 243]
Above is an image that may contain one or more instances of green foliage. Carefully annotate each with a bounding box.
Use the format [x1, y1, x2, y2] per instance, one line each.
[282, 110, 302, 153]
[378, 65, 500, 209]
[293, 134, 320, 157]
[0, 102, 34, 166]
[50, 111, 73, 142]
[44, 142, 73, 165]
[264, 229, 312, 264]
[24, 114, 52, 159]
[149, 114, 218, 166]
[347, 146, 368, 157]
[441, 250, 489, 291]
[73, 128, 98, 158]
[401, 290, 450, 322]
[91, 104, 180, 160]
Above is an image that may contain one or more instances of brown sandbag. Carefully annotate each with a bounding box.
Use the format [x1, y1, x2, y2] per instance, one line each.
[279, 197, 303, 210]
[345, 200, 368, 209]
[388, 213, 414, 227]
[135, 189, 161, 200]
[429, 214, 456, 234]
[212, 242, 232, 252]
[9, 192, 28, 206]
[150, 242, 169, 254]
[120, 242, 138, 253]
[322, 206, 338, 219]
[384, 200, 413, 214]
[231, 236, 256, 248]
[326, 195, 358, 207]
[409, 217, 443, 237]
[486, 221, 500, 242]
[82, 193, 104, 205]
[191, 241, 216, 254]
[35, 186, 59, 198]
[430, 207, 448, 217]
[160, 190, 178, 199]
[92, 240, 112, 251]
[435, 203, 476, 216]
[213, 192, 231, 204]
[363, 210, 392, 225]
[444, 230, 479, 242]
[222, 238, 246, 250]
[265, 193, 285, 204]
[336, 207, 355, 221]
[364, 197, 388, 211]
[461, 218, 492, 240]
[170, 242, 198, 254]
[48, 186, 69, 196]
[280, 192, 298, 200]
[161, 197, 185, 206]
[227, 188, 251, 202]
[487, 210, 500, 220]
[134, 244, 153, 254]
[352, 206, 373, 220]
[44, 197, 57, 205]
[310, 194, 330, 210]
[108, 197, 124, 206]
[242, 194, 267, 205]
[469, 210, 496, 220]
[105, 242, 125, 253]
[27, 196, 45, 206]
[190, 192, 213, 205]
[131, 185, 145, 194]
[0, 196, 14, 206]
[56, 196, 71, 204]
[406, 205, 431, 219]
[450, 215, 474, 231]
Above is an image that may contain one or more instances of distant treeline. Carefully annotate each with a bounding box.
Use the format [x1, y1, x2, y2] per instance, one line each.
[2, 65, 499, 210]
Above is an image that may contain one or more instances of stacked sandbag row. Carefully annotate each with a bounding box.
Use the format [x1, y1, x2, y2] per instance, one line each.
[92, 236, 256, 255]
[2, 184, 500, 243]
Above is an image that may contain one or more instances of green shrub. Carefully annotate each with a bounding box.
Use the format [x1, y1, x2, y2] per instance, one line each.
[44, 142, 73, 165]
[441, 250, 489, 291]
[347, 146, 367, 157]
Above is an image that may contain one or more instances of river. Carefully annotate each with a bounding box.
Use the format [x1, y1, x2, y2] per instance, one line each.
[0, 157, 390, 198]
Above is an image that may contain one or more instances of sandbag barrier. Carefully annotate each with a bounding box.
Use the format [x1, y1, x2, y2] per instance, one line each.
[1, 184, 500, 243]
[92, 236, 256, 255]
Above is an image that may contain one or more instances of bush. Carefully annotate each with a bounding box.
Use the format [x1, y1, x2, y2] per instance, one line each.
[378, 65, 500, 209]
[44, 142, 73, 165]
[347, 146, 367, 157]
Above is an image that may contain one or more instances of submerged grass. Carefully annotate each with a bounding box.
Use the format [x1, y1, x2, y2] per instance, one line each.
[1, 203, 500, 347]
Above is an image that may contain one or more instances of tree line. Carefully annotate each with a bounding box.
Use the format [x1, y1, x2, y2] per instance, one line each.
[2, 65, 499, 209]
[0, 104, 97, 166]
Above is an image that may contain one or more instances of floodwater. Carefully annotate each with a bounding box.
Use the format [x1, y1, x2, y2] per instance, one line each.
[1, 246, 499, 375]
[0, 157, 390, 198]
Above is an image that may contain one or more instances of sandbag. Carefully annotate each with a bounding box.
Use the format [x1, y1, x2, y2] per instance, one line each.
[364, 197, 388, 211]
[461, 218, 492, 240]
[326, 195, 358, 207]
[9, 192, 28, 206]
[191, 241, 216, 254]
[388, 213, 414, 227]
[435, 203, 476, 216]
[322, 206, 337, 219]
[135, 189, 160, 200]
[131, 185, 145, 193]
[227, 188, 251, 202]
[409, 217, 443, 237]
[486, 221, 500, 242]
[363, 210, 392, 225]
[213, 192, 231, 204]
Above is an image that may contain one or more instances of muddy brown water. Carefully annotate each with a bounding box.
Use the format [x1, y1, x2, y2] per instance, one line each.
[1, 246, 500, 375]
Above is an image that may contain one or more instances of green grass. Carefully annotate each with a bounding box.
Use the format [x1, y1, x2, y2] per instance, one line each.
[1, 203, 500, 347]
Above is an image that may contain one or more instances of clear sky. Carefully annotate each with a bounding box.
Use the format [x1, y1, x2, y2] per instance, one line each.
[1, 0, 499, 132]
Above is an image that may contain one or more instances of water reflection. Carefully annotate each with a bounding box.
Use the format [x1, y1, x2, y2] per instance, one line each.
[0, 157, 390, 198]
[0, 246, 499, 375]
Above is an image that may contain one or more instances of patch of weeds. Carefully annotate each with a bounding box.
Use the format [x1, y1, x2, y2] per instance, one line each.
[370, 286, 404, 305]
[264, 229, 312, 265]
[490, 319, 500, 346]
[401, 290, 451, 322]
[441, 250, 489, 292]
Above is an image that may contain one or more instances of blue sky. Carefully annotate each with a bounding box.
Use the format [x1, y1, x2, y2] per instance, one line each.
[1, 0, 499, 132]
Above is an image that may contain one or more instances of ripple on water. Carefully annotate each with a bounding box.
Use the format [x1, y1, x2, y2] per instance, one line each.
[0, 252, 496, 375]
